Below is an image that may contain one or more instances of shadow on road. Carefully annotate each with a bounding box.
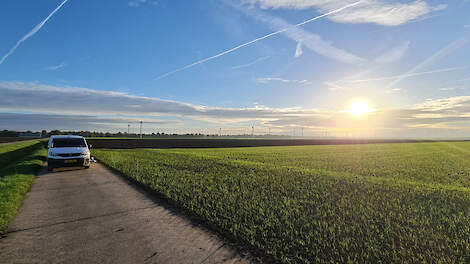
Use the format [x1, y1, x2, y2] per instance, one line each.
[49, 166, 87, 173]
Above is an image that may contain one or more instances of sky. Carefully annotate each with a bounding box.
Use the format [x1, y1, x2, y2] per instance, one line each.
[0, 0, 469, 138]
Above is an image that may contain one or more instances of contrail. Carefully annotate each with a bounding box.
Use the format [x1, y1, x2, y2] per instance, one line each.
[347, 67, 465, 83]
[385, 32, 470, 90]
[0, 0, 69, 65]
[155, 1, 362, 80]
[231, 56, 270, 69]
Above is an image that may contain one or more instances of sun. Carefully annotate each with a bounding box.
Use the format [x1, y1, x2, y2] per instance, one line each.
[348, 101, 372, 116]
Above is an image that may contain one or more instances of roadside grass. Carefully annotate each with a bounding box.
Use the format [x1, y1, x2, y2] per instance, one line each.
[0, 140, 43, 170]
[0, 137, 39, 144]
[94, 142, 470, 263]
[0, 144, 46, 233]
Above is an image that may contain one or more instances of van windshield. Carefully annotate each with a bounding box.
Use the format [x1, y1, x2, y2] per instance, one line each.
[52, 138, 86, 148]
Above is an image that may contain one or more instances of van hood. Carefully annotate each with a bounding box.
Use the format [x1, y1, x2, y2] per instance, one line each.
[49, 147, 88, 154]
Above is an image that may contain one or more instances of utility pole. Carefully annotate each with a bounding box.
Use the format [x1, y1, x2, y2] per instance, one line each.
[139, 121, 143, 139]
[127, 124, 130, 134]
[219, 128, 222, 136]
[302, 127, 304, 137]
[251, 125, 254, 137]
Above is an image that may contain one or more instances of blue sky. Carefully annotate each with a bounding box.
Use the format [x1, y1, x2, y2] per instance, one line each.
[0, 0, 469, 137]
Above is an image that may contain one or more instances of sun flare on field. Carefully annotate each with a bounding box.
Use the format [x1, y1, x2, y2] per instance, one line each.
[347, 101, 373, 116]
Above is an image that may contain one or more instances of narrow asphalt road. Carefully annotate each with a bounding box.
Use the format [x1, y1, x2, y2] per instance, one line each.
[0, 163, 252, 264]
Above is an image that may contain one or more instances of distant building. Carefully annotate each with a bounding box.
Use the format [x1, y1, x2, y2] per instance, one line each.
[19, 132, 41, 138]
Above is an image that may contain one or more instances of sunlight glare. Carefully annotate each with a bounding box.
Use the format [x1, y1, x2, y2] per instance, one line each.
[348, 101, 372, 116]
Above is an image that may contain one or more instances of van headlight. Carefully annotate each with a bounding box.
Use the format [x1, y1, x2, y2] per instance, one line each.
[82, 151, 90, 156]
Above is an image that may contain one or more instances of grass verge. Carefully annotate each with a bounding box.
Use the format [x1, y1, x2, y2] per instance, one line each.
[0, 140, 43, 170]
[0, 144, 46, 233]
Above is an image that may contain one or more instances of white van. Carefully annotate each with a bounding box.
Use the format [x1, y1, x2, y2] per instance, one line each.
[47, 135, 91, 171]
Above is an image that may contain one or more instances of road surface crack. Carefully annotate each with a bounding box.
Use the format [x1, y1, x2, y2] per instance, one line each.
[4, 205, 158, 235]
[144, 251, 158, 263]
[199, 243, 226, 264]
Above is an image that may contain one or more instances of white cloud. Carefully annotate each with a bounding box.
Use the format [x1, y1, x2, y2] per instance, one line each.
[128, 0, 158, 7]
[374, 41, 410, 64]
[439, 87, 456, 91]
[257, 77, 311, 85]
[128, 0, 146, 7]
[0, 82, 310, 122]
[0, 113, 179, 132]
[386, 88, 403, 93]
[324, 81, 345, 91]
[265, 96, 470, 133]
[46, 62, 66, 71]
[325, 67, 464, 92]
[1, 82, 470, 137]
[243, 7, 365, 64]
[0, 0, 68, 65]
[244, 0, 447, 26]
[323, 41, 413, 92]
[414, 96, 470, 112]
[346, 67, 464, 83]
[326, 32, 470, 93]
[327, 1, 447, 26]
[295, 41, 303, 57]
[452, 77, 470, 83]
[386, 32, 470, 90]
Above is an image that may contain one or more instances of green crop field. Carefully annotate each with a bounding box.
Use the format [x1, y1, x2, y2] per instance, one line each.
[93, 142, 470, 263]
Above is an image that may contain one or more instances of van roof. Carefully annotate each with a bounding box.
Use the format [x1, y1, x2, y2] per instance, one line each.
[50, 135, 84, 139]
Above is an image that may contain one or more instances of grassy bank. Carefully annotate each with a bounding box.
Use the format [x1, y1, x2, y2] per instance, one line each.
[94, 142, 470, 263]
[0, 140, 43, 170]
[0, 143, 46, 233]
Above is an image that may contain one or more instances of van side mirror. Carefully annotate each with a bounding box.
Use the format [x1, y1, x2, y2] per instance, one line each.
[89, 144, 92, 149]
